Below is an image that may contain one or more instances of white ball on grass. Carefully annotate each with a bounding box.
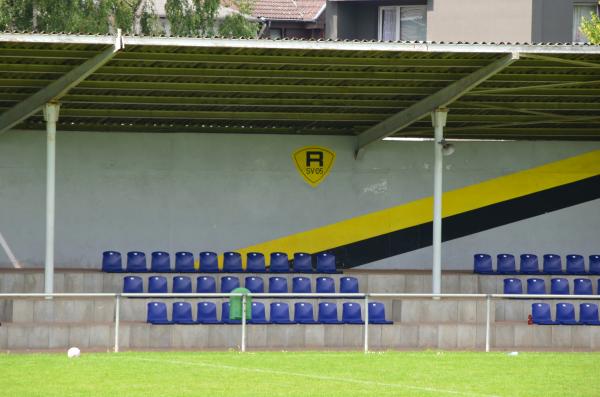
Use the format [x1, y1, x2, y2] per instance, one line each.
[67, 347, 81, 358]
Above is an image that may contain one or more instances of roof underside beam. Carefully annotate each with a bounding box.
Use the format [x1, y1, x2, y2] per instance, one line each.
[0, 32, 123, 134]
[355, 52, 520, 156]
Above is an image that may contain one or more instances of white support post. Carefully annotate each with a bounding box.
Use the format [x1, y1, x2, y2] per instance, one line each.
[241, 294, 247, 352]
[114, 294, 121, 353]
[431, 108, 448, 296]
[363, 294, 369, 353]
[43, 102, 60, 296]
[485, 294, 491, 352]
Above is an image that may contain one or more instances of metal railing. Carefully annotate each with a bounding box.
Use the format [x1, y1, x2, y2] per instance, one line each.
[0, 292, 598, 353]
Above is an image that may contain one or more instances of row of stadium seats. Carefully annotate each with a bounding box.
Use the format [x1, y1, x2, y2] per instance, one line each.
[504, 278, 599, 295]
[124, 275, 360, 294]
[103, 251, 337, 273]
[147, 301, 392, 325]
[474, 254, 600, 275]
[532, 303, 600, 325]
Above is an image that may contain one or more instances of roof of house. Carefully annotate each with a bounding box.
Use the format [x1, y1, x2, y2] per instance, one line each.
[251, 0, 326, 21]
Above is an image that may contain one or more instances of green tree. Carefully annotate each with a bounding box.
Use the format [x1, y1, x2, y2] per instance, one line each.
[580, 11, 600, 44]
[165, 0, 220, 36]
[218, 0, 258, 38]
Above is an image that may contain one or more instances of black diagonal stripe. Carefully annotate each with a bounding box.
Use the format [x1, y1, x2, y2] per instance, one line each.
[314, 175, 600, 269]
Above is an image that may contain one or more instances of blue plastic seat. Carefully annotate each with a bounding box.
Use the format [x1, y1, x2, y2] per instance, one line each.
[340, 277, 359, 293]
[147, 302, 171, 324]
[368, 302, 393, 324]
[573, 278, 592, 295]
[551, 278, 569, 295]
[531, 303, 557, 325]
[316, 253, 336, 273]
[269, 252, 290, 273]
[527, 278, 546, 294]
[249, 302, 270, 324]
[270, 302, 296, 324]
[223, 252, 243, 272]
[221, 276, 240, 293]
[196, 302, 221, 324]
[245, 276, 264, 293]
[175, 251, 195, 273]
[318, 302, 343, 324]
[150, 251, 171, 272]
[246, 252, 266, 273]
[123, 276, 143, 293]
[196, 276, 216, 293]
[579, 303, 600, 325]
[556, 303, 578, 325]
[519, 254, 539, 274]
[316, 277, 335, 293]
[590, 255, 600, 275]
[292, 277, 311, 293]
[566, 254, 586, 275]
[268, 277, 288, 293]
[342, 302, 364, 324]
[473, 254, 494, 274]
[126, 251, 147, 272]
[221, 302, 240, 324]
[102, 251, 123, 272]
[543, 254, 563, 275]
[172, 301, 195, 324]
[293, 252, 313, 273]
[294, 302, 318, 324]
[503, 278, 522, 294]
[148, 276, 168, 293]
[173, 276, 192, 293]
[199, 251, 219, 272]
[497, 254, 517, 274]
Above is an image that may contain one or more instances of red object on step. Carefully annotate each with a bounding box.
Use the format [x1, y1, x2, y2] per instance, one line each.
[527, 314, 533, 325]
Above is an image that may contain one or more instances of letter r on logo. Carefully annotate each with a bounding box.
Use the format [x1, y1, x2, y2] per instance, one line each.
[306, 151, 324, 167]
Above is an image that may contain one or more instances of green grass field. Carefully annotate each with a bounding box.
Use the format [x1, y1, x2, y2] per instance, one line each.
[0, 351, 597, 397]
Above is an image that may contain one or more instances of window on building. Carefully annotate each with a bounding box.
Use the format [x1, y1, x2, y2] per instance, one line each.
[573, 4, 598, 42]
[378, 6, 426, 42]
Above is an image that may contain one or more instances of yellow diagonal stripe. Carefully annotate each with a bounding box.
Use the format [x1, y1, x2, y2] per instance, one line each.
[233, 149, 600, 266]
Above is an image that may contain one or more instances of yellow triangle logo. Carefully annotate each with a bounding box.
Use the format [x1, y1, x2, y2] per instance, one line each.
[292, 146, 336, 187]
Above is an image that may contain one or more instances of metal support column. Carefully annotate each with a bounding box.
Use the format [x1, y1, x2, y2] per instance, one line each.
[485, 294, 491, 352]
[363, 294, 369, 353]
[431, 108, 448, 295]
[114, 294, 121, 353]
[241, 294, 247, 352]
[43, 102, 60, 295]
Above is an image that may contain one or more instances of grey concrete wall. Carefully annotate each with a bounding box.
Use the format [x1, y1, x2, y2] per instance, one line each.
[532, 0, 573, 42]
[0, 129, 598, 270]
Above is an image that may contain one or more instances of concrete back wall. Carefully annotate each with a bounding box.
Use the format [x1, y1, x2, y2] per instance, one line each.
[0, 130, 598, 269]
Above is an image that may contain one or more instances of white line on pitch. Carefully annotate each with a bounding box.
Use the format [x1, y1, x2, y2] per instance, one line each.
[126, 356, 500, 397]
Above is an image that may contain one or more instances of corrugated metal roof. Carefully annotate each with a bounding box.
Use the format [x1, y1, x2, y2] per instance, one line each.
[1, 33, 599, 140]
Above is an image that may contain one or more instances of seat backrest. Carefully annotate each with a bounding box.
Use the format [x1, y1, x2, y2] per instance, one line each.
[566, 254, 585, 274]
[531, 303, 552, 322]
[527, 278, 546, 294]
[223, 252, 243, 272]
[199, 251, 219, 272]
[127, 251, 147, 272]
[251, 302, 267, 321]
[268, 277, 288, 293]
[368, 302, 388, 322]
[269, 252, 290, 273]
[196, 276, 216, 293]
[102, 251, 122, 272]
[246, 252, 266, 273]
[147, 302, 168, 323]
[590, 255, 600, 275]
[542, 254, 562, 274]
[172, 301, 193, 322]
[175, 251, 195, 272]
[573, 278, 592, 295]
[197, 302, 218, 322]
[342, 302, 362, 322]
[316, 277, 335, 293]
[318, 302, 339, 322]
[148, 276, 168, 293]
[580, 303, 599, 322]
[172, 276, 192, 293]
[220, 276, 240, 293]
[270, 302, 291, 322]
[294, 302, 315, 322]
[316, 253, 336, 273]
[340, 277, 359, 293]
[292, 277, 311, 293]
[556, 302, 575, 322]
[123, 276, 143, 293]
[221, 302, 239, 323]
[151, 251, 171, 272]
[550, 278, 569, 295]
[519, 254, 538, 273]
[503, 278, 522, 294]
[245, 276, 264, 293]
[497, 254, 516, 273]
[293, 253, 313, 272]
[474, 254, 493, 273]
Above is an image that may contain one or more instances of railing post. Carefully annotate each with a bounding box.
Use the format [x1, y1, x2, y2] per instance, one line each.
[364, 294, 369, 353]
[485, 294, 491, 353]
[114, 294, 120, 353]
[241, 294, 247, 353]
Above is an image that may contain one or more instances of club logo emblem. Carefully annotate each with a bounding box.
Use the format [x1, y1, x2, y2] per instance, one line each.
[292, 146, 335, 187]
